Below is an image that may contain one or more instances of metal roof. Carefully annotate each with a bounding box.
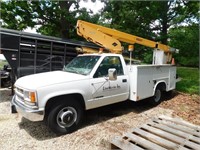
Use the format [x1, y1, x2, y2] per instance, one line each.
[0, 27, 100, 49]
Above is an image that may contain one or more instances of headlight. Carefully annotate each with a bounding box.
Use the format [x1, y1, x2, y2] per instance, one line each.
[15, 86, 38, 108]
[24, 91, 37, 104]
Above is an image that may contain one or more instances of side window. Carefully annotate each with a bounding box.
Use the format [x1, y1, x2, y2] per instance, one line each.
[94, 56, 124, 78]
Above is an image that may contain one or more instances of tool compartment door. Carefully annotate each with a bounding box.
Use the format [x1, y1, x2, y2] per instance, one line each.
[129, 66, 154, 101]
[169, 66, 176, 90]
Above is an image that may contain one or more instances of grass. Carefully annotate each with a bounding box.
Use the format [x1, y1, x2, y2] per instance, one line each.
[0, 60, 8, 69]
[176, 67, 199, 95]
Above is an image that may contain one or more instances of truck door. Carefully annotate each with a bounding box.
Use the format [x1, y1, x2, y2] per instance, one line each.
[89, 56, 129, 108]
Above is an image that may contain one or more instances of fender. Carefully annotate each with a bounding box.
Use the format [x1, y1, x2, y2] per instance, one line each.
[38, 88, 88, 110]
[153, 80, 167, 95]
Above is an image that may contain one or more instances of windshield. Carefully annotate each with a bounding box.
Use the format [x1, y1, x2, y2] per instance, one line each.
[64, 55, 100, 75]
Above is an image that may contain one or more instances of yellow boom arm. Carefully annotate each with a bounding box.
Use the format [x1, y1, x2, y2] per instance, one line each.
[76, 20, 177, 54]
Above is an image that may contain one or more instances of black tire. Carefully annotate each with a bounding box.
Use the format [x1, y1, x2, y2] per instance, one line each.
[47, 100, 83, 135]
[2, 79, 11, 87]
[150, 87, 163, 106]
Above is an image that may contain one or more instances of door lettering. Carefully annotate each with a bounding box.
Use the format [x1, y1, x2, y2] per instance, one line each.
[103, 84, 121, 91]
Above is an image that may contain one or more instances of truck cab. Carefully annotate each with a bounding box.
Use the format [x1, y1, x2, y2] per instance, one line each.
[85, 53, 129, 108]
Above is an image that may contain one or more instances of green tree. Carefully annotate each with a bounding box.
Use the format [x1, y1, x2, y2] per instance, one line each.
[0, 0, 100, 39]
[169, 23, 199, 67]
[150, 1, 199, 44]
[101, 0, 199, 64]
[102, 0, 199, 43]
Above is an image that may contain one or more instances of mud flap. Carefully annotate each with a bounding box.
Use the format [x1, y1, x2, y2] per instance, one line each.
[11, 104, 17, 113]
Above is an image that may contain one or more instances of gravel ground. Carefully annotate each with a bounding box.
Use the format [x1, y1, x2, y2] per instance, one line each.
[0, 88, 199, 150]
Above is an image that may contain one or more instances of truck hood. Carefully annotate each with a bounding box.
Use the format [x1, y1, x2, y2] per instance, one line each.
[15, 71, 88, 90]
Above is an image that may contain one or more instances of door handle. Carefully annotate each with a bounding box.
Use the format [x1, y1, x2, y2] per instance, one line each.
[122, 79, 127, 82]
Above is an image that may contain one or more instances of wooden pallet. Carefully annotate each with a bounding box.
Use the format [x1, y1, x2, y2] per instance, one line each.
[110, 115, 200, 150]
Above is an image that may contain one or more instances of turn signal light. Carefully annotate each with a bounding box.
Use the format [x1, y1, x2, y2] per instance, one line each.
[30, 92, 36, 103]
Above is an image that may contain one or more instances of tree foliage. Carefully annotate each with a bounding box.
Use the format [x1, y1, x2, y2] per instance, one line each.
[101, 0, 199, 65]
[102, 0, 198, 43]
[169, 23, 199, 67]
[0, 0, 100, 39]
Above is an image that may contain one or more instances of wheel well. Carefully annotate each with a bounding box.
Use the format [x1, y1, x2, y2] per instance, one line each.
[156, 82, 166, 91]
[44, 93, 85, 119]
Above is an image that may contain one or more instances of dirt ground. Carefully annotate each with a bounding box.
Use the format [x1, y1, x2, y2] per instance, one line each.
[0, 88, 199, 150]
[160, 91, 200, 125]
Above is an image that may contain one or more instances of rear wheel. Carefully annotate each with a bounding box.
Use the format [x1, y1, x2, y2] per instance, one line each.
[47, 100, 83, 135]
[151, 88, 163, 105]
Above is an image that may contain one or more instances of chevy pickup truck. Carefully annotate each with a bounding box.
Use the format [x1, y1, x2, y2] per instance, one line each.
[11, 53, 176, 134]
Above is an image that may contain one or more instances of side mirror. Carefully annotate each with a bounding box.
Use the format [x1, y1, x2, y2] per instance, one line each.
[108, 68, 117, 81]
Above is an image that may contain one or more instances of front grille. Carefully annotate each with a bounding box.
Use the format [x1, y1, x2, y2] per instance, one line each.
[15, 87, 37, 109]
[15, 87, 24, 101]
[15, 87, 26, 106]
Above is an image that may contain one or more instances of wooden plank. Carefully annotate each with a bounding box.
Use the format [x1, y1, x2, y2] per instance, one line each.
[153, 118, 200, 137]
[110, 136, 144, 150]
[183, 139, 200, 150]
[132, 128, 178, 149]
[154, 118, 200, 137]
[158, 115, 200, 131]
[177, 146, 192, 150]
[109, 116, 200, 150]
[141, 124, 186, 144]
[142, 123, 200, 149]
[148, 121, 191, 137]
[125, 132, 167, 150]
[148, 121, 200, 144]
[189, 136, 200, 144]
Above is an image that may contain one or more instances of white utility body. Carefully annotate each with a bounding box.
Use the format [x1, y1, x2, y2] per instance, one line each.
[11, 53, 177, 135]
[129, 65, 176, 101]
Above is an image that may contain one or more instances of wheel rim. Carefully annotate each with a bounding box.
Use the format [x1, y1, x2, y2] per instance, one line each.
[154, 89, 161, 103]
[56, 107, 77, 128]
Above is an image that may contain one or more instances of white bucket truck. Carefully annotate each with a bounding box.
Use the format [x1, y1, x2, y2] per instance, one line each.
[11, 20, 178, 134]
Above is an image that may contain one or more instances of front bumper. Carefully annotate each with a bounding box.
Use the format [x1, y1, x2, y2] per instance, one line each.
[11, 95, 44, 121]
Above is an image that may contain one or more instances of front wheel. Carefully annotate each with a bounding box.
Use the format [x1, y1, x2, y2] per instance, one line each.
[47, 101, 83, 135]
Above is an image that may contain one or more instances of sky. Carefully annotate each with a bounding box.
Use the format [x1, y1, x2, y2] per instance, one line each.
[79, 0, 104, 14]
[0, 0, 104, 60]
[0, 55, 5, 60]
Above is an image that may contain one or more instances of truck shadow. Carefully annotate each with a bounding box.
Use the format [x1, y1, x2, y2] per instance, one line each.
[18, 118, 57, 140]
[83, 99, 157, 128]
[18, 91, 178, 140]
[83, 91, 178, 127]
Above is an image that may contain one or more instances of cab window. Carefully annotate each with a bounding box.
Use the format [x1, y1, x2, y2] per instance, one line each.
[94, 56, 124, 78]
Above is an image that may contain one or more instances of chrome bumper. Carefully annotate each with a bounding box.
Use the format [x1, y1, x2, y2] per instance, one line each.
[11, 95, 44, 121]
